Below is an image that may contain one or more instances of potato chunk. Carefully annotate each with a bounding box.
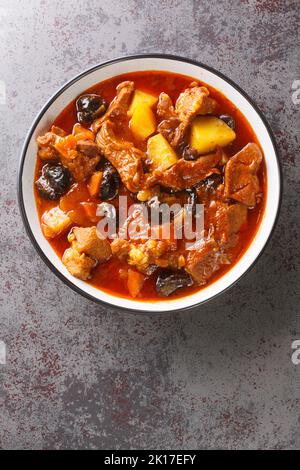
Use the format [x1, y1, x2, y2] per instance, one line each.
[128, 90, 157, 117]
[190, 116, 236, 154]
[129, 104, 156, 141]
[41, 206, 71, 238]
[147, 133, 179, 171]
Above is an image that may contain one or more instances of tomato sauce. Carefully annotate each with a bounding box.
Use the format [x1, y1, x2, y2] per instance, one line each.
[34, 71, 266, 301]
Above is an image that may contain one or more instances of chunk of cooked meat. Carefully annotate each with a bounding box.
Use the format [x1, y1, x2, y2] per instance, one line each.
[37, 129, 100, 181]
[185, 238, 229, 285]
[62, 226, 111, 280]
[36, 132, 58, 161]
[146, 148, 221, 190]
[91, 81, 134, 133]
[62, 246, 97, 280]
[157, 85, 217, 148]
[111, 238, 178, 274]
[36, 126, 69, 160]
[212, 201, 248, 248]
[51, 125, 67, 137]
[37, 132, 55, 147]
[175, 85, 217, 122]
[157, 92, 178, 120]
[157, 118, 181, 147]
[60, 151, 100, 182]
[41, 206, 72, 238]
[224, 143, 263, 207]
[69, 226, 112, 262]
[96, 120, 144, 192]
[111, 238, 131, 260]
[76, 139, 99, 157]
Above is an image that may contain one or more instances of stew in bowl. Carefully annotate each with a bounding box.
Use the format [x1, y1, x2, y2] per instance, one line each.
[19, 56, 280, 312]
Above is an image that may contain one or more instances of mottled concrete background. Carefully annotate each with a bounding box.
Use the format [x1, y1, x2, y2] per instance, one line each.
[0, 0, 299, 450]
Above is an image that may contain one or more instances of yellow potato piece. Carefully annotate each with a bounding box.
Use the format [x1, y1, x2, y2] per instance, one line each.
[190, 116, 236, 154]
[41, 206, 71, 238]
[147, 133, 179, 171]
[128, 90, 157, 117]
[130, 104, 156, 141]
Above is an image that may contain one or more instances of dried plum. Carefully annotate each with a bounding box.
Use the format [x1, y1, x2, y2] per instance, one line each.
[76, 94, 107, 125]
[182, 145, 198, 161]
[156, 269, 193, 297]
[35, 163, 71, 200]
[219, 114, 236, 130]
[99, 163, 120, 201]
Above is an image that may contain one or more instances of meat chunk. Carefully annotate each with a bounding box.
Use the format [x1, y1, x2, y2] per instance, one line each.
[41, 206, 72, 238]
[70, 226, 112, 262]
[175, 85, 217, 122]
[60, 151, 100, 182]
[36, 126, 69, 160]
[62, 226, 111, 280]
[96, 120, 144, 192]
[146, 148, 221, 190]
[91, 81, 134, 133]
[36, 132, 58, 161]
[37, 132, 55, 148]
[111, 238, 178, 274]
[37, 128, 100, 181]
[224, 143, 263, 207]
[51, 125, 67, 137]
[157, 92, 178, 120]
[62, 247, 97, 280]
[157, 85, 217, 148]
[185, 238, 229, 285]
[212, 202, 248, 248]
[76, 139, 99, 157]
[110, 238, 131, 260]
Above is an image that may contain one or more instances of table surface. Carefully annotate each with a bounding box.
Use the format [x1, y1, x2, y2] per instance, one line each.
[0, 0, 299, 450]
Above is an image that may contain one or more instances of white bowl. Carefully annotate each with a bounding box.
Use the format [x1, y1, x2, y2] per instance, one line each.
[18, 54, 282, 313]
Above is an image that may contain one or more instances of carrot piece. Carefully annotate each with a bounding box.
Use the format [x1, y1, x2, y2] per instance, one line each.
[72, 123, 95, 141]
[127, 269, 145, 298]
[67, 207, 89, 226]
[81, 202, 99, 222]
[87, 171, 102, 197]
[59, 182, 90, 212]
[54, 135, 77, 157]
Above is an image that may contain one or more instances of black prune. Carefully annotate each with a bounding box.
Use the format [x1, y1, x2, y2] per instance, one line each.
[36, 163, 71, 200]
[182, 145, 199, 161]
[76, 94, 107, 125]
[156, 269, 193, 297]
[99, 163, 120, 201]
[219, 114, 236, 130]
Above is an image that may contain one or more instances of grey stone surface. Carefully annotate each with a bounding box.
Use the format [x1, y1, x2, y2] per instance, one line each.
[0, 0, 299, 450]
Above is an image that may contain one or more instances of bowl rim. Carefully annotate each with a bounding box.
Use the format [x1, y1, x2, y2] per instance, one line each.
[18, 53, 282, 314]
